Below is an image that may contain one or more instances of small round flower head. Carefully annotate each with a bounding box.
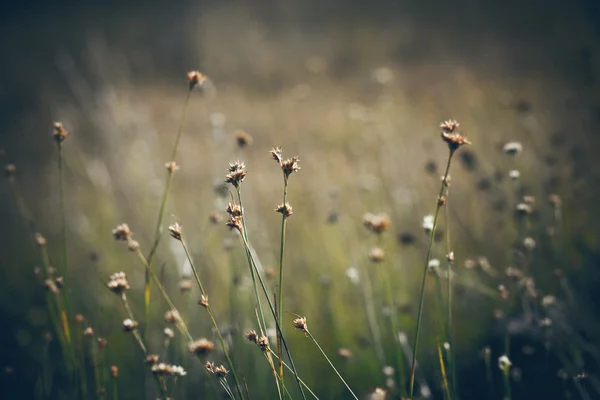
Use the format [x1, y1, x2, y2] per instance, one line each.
[257, 335, 269, 351]
[187, 71, 206, 90]
[44, 279, 59, 294]
[549, 194, 561, 208]
[122, 319, 138, 332]
[179, 279, 193, 293]
[145, 354, 160, 365]
[74, 314, 84, 324]
[112, 223, 131, 241]
[83, 327, 95, 337]
[171, 365, 187, 377]
[98, 338, 107, 349]
[165, 161, 179, 174]
[368, 247, 385, 263]
[245, 330, 258, 343]
[281, 157, 301, 177]
[214, 365, 229, 378]
[503, 142, 523, 156]
[55, 276, 64, 288]
[440, 120, 471, 151]
[52, 122, 69, 143]
[189, 338, 215, 356]
[498, 355, 512, 372]
[168, 222, 182, 240]
[198, 295, 209, 308]
[127, 240, 139, 252]
[275, 203, 293, 217]
[34, 233, 47, 247]
[515, 203, 533, 216]
[509, 170, 520, 180]
[226, 203, 242, 217]
[164, 328, 174, 339]
[338, 347, 353, 359]
[293, 317, 308, 333]
[270, 147, 283, 164]
[4, 164, 16, 178]
[423, 215, 434, 234]
[363, 213, 391, 235]
[164, 310, 180, 324]
[107, 272, 130, 294]
[111, 366, 118, 378]
[235, 130, 253, 148]
[523, 237, 536, 250]
[205, 361, 215, 373]
[225, 161, 247, 188]
[226, 216, 243, 232]
[428, 258, 441, 275]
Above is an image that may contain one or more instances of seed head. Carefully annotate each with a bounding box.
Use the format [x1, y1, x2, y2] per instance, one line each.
[226, 215, 243, 232]
[498, 355, 512, 372]
[368, 247, 385, 263]
[270, 147, 283, 164]
[122, 319, 138, 332]
[187, 71, 206, 90]
[44, 279, 59, 294]
[503, 142, 523, 156]
[145, 354, 160, 365]
[127, 240, 139, 252]
[205, 361, 215, 373]
[214, 365, 229, 378]
[422, 215, 434, 234]
[293, 317, 308, 333]
[245, 330, 258, 343]
[83, 327, 94, 337]
[440, 120, 471, 151]
[168, 222, 182, 240]
[198, 295, 209, 308]
[225, 161, 247, 188]
[52, 122, 69, 144]
[257, 335, 269, 351]
[164, 328, 174, 339]
[111, 366, 118, 378]
[281, 156, 301, 177]
[112, 223, 131, 241]
[74, 314, 84, 324]
[98, 338, 107, 349]
[165, 161, 179, 174]
[235, 130, 253, 148]
[107, 272, 130, 294]
[226, 203, 242, 217]
[179, 279, 193, 293]
[363, 213, 391, 235]
[338, 348, 353, 359]
[275, 203, 293, 217]
[34, 233, 47, 247]
[189, 338, 215, 356]
[164, 310, 180, 324]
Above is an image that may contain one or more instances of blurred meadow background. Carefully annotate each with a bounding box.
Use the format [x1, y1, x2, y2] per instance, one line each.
[2, 0, 600, 399]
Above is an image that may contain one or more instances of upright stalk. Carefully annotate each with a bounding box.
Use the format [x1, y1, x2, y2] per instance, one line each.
[445, 193, 456, 399]
[409, 150, 454, 397]
[276, 175, 289, 380]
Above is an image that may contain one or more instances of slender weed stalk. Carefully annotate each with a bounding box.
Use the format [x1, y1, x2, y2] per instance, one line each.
[292, 317, 358, 400]
[445, 191, 456, 398]
[409, 120, 470, 397]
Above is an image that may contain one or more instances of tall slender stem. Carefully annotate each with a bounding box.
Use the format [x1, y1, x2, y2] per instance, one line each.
[276, 176, 289, 381]
[409, 150, 454, 397]
[445, 198, 456, 399]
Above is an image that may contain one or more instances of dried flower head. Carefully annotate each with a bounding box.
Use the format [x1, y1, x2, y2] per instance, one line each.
[257, 335, 269, 351]
[127, 240, 140, 252]
[205, 361, 215, 373]
[214, 365, 229, 378]
[145, 354, 160, 365]
[44, 279, 59, 294]
[52, 122, 69, 143]
[4, 163, 16, 178]
[440, 120, 471, 151]
[187, 71, 206, 90]
[111, 366, 118, 378]
[225, 161, 247, 188]
[165, 161, 179, 174]
[97, 337, 107, 349]
[164, 328, 175, 339]
[74, 314, 84, 324]
[122, 319, 138, 332]
[164, 310, 180, 325]
[34, 233, 47, 247]
[152, 362, 187, 376]
[107, 272, 130, 294]
[281, 157, 301, 177]
[515, 203, 533, 216]
[55, 276, 64, 288]
[112, 223, 131, 241]
[235, 130, 253, 148]
[189, 338, 215, 355]
[338, 347, 353, 359]
[245, 330, 258, 343]
[198, 295, 209, 308]
[275, 203, 293, 217]
[168, 222, 182, 240]
[509, 170, 520, 180]
[226, 215, 243, 232]
[368, 247, 385, 263]
[270, 147, 283, 164]
[179, 279, 193, 293]
[83, 327, 94, 337]
[503, 142, 523, 155]
[293, 317, 308, 332]
[363, 213, 391, 235]
[226, 203, 242, 217]
[498, 355, 512, 372]
[423, 215, 434, 234]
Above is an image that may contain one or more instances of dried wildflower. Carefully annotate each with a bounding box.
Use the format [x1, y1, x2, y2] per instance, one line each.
[446, 251, 455, 263]
[503, 142, 523, 155]
[214, 365, 229, 378]
[542, 295, 556, 307]
[205, 361, 215, 373]
[428, 259, 441, 275]
[225, 161, 247, 188]
[523, 195, 536, 206]
[74, 314, 84, 324]
[209, 212, 222, 224]
[363, 213, 391, 235]
[107, 272, 130, 294]
[187, 71, 206, 90]
[440, 120, 471, 151]
[293, 317, 308, 332]
[164, 310, 180, 324]
[172, 365, 187, 377]
[245, 330, 258, 343]
[509, 170, 520, 180]
[44, 279, 59, 294]
[368, 247, 385, 263]
[226, 215, 243, 232]
[498, 355, 512, 372]
[438, 196, 447, 206]
[423, 215, 434, 234]
[257, 335, 269, 351]
[515, 203, 533, 216]
[549, 194, 561, 208]
[198, 295, 209, 308]
[4, 164, 16, 179]
[226, 203, 242, 217]
[55, 276, 64, 288]
[523, 237, 536, 250]
[164, 328, 174, 339]
[110, 366, 118, 378]
[168, 222, 182, 240]
[270, 147, 283, 164]
[189, 338, 215, 355]
[165, 161, 179, 174]
[83, 327, 94, 337]
[97, 337, 107, 349]
[497, 285, 509, 301]
[127, 240, 139, 252]
[235, 130, 253, 148]
[179, 279, 193, 293]
[123, 319, 138, 332]
[281, 157, 301, 177]
[338, 348, 352, 359]
[265, 267, 276, 279]
[52, 122, 69, 143]
[112, 223, 131, 241]
[145, 354, 160, 365]
[368, 387, 387, 400]
[34, 233, 47, 247]
[275, 203, 293, 217]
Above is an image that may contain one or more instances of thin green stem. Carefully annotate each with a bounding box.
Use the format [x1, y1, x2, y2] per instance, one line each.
[57, 143, 68, 282]
[180, 238, 245, 400]
[306, 330, 358, 400]
[445, 194, 456, 399]
[409, 150, 454, 397]
[277, 176, 289, 382]
[270, 352, 319, 399]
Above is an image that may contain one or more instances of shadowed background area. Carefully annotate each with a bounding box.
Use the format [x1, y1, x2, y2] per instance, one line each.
[2, 0, 600, 399]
